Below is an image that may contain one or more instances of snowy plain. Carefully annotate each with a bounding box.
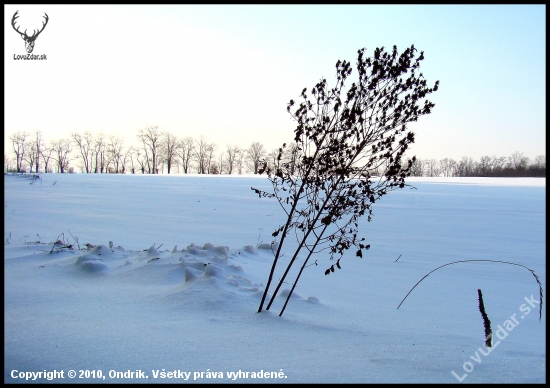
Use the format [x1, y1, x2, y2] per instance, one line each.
[4, 173, 546, 383]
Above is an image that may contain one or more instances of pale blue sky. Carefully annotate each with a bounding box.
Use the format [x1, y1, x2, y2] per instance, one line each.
[4, 4, 546, 161]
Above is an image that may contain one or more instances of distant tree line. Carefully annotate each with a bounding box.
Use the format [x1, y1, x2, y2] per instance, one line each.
[404, 153, 545, 177]
[4, 129, 545, 177]
[5, 128, 274, 175]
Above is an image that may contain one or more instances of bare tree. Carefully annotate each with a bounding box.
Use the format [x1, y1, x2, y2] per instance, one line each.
[157, 155, 166, 174]
[137, 126, 162, 174]
[476, 156, 492, 176]
[71, 132, 94, 173]
[439, 158, 456, 177]
[4, 153, 17, 172]
[107, 136, 125, 173]
[507, 151, 529, 174]
[178, 136, 195, 174]
[40, 145, 54, 173]
[125, 146, 136, 174]
[161, 131, 179, 174]
[409, 157, 424, 177]
[10, 131, 28, 172]
[4, 153, 12, 172]
[236, 149, 246, 174]
[50, 139, 72, 173]
[120, 146, 134, 174]
[216, 151, 225, 174]
[532, 155, 546, 169]
[283, 142, 300, 176]
[206, 143, 216, 174]
[266, 148, 280, 171]
[225, 145, 241, 175]
[490, 155, 506, 175]
[92, 133, 107, 173]
[194, 136, 211, 174]
[25, 130, 44, 173]
[530, 155, 546, 177]
[424, 159, 440, 177]
[24, 142, 37, 173]
[209, 160, 220, 175]
[135, 149, 147, 174]
[455, 156, 475, 177]
[246, 142, 266, 174]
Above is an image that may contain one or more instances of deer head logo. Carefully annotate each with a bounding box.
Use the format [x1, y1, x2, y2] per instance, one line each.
[11, 10, 49, 54]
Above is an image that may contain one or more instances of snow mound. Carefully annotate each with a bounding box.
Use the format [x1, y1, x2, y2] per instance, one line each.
[86, 244, 114, 256]
[80, 260, 108, 273]
[306, 296, 320, 304]
[75, 254, 103, 265]
[202, 243, 229, 258]
[257, 242, 274, 250]
[75, 254, 108, 273]
[180, 260, 208, 271]
[146, 244, 159, 257]
[278, 290, 320, 304]
[203, 263, 225, 278]
[184, 244, 210, 257]
[243, 245, 256, 253]
[279, 288, 301, 299]
[184, 267, 202, 283]
[68, 240, 316, 313]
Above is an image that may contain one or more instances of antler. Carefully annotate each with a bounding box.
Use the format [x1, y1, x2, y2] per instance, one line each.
[31, 12, 49, 39]
[11, 10, 24, 36]
[11, 10, 49, 39]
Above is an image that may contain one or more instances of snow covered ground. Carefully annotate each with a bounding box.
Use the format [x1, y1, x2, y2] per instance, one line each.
[4, 173, 546, 383]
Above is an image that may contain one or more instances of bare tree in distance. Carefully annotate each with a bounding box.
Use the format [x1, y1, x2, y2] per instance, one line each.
[491, 155, 507, 175]
[439, 158, 456, 177]
[455, 156, 475, 177]
[71, 132, 93, 173]
[225, 145, 241, 174]
[119, 145, 133, 174]
[266, 148, 280, 171]
[424, 159, 440, 177]
[530, 155, 546, 177]
[51, 139, 72, 173]
[476, 155, 492, 176]
[252, 45, 439, 316]
[507, 151, 529, 175]
[135, 149, 147, 174]
[125, 146, 136, 174]
[4, 153, 15, 172]
[194, 136, 212, 174]
[236, 149, 246, 174]
[92, 134, 107, 173]
[25, 145, 36, 172]
[32, 130, 43, 173]
[216, 151, 225, 174]
[283, 142, 300, 176]
[40, 144, 54, 173]
[408, 157, 424, 177]
[247, 142, 266, 174]
[206, 143, 216, 174]
[178, 136, 195, 174]
[137, 126, 162, 174]
[157, 155, 166, 174]
[161, 131, 179, 174]
[10, 131, 28, 172]
[107, 136, 125, 173]
[533, 155, 545, 169]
